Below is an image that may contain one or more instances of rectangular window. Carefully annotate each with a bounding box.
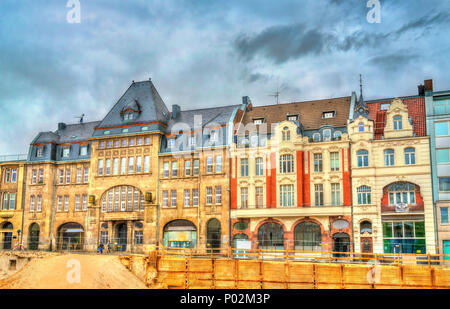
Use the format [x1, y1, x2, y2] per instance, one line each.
[57, 196, 62, 212]
[30, 195, 35, 212]
[256, 157, 264, 176]
[145, 137, 150, 145]
[121, 158, 126, 175]
[437, 149, 450, 164]
[280, 185, 294, 207]
[113, 158, 119, 175]
[439, 178, 450, 192]
[184, 189, 190, 207]
[193, 160, 199, 176]
[255, 187, 264, 208]
[62, 147, 70, 157]
[216, 156, 222, 173]
[75, 195, 80, 211]
[137, 138, 142, 146]
[206, 156, 213, 173]
[98, 159, 104, 176]
[134, 231, 143, 245]
[172, 161, 178, 177]
[206, 187, 213, 205]
[144, 156, 150, 173]
[163, 162, 169, 178]
[315, 184, 324, 206]
[82, 194, 87, 211]
[4, 169, 10, 183]
[241, 158, 249, 177]
[314, 154, 323, 172]
[215, 186, 222, 204]
[136, 157, 142, 173]
[76, 168, 82, 183]
[435, 121, 450, 136]
[2, 193, 8, 210]
[240, 187, 248, 208]
[66, 168, 71, 183]
[59, 169, 64, 184]
[382, 221, 426, 254]
[441, 207, 449, 224]
[32, 169, 37, 184]
[64, 195, 69, 211]
[128, 157, 134, 174]
[11, 169, 17, 183]
[101, 231, 109, 245]
[184, 160, 191, 176]
[171, 190, 177, 207]
[80, 145, 88, 156]
[330, 152, 340, 171]
[120, 187, 125, 211]
[38, 169, 44, 183]
[9, 193, 15, 210]
[331, 183, 341, 206]
[84, 168, 89, 183]
[105, 159, 111, 175]
[192, 189, 199, 206]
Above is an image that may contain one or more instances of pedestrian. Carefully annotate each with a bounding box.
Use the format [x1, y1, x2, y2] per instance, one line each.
[107, 241, 111, 253]
[99, 242, 104, 254]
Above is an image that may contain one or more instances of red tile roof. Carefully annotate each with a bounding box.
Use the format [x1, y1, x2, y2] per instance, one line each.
[367, 96, 426, 140]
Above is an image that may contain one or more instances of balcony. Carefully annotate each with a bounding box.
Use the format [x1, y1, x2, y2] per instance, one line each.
[232, 204, 351, 218]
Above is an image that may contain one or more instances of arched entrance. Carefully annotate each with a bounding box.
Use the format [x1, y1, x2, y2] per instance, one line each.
[2, 222, 13, 249]
[294, 222, 322, 251]
[206, 219, 221, 252]
[57, 223, 84, 250]
[28, 223, 40, 250]
[257, 222, 284, 250]
[163, 220, 197, 248]
[333, 233, 350, 257]
[233, 233, 249, 248]
[360, 221, 373, 254]
[116, 223, 127, 252]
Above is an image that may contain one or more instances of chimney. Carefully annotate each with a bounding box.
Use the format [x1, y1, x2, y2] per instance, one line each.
[418, 84, 425, 96]
[172, 104, 181, 119]
[58, 123, 66, 131]
[424, 79, 433, 92]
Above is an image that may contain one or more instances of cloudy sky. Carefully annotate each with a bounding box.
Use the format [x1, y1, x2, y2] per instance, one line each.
[0, 0, 449, 154]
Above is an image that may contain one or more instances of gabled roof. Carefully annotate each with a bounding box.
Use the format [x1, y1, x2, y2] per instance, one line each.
[367, 96, 426, 139]
[240, 96, 351, 132]
[96, 80, 170, 129]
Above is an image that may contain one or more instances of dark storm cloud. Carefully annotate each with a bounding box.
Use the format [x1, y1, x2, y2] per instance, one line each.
[368, 53, 420, 72]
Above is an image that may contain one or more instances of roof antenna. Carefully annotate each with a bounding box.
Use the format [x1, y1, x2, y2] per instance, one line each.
[75, 113, 85, 123]
[359, 74, 364, 102]
[269, 78, 281, 104]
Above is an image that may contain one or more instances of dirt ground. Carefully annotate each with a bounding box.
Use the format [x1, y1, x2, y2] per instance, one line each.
[0, 253, 148, 289]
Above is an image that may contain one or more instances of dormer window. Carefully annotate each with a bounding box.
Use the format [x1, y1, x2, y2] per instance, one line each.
[80, 145, 88, 156]
[334, 131, 342, 139]
[380, 103, 390, 111]
[287, 115, 298, 122]
[62, 147, 70, 158]
[36, 147, 44, 157]
[210, 130, 218, 142]
[323, 129, 331, 141]
[103, 130, 110, 135]
[393, 116, 403, 130]
[253, 118, 264, 125]
[322, 111, 336, 119]
[282, 127, 290, 141]
[312, 133, 321, 142]
[122, 128, 129, 133]
[168, 138, 175, 148]
[189, 135, 196, 147]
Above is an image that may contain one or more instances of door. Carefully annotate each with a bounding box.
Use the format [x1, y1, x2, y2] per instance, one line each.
[361, 237, 373, 254]
[333, 233, 350, 258]
[444, 240, 450, 261]
[3, 232, 12, 249]
[117, 223, 127, 252]
[29, 223, 40, 250]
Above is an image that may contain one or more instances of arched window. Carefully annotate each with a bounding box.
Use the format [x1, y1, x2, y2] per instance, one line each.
[258, 222, 284, 250]
[163, 220, 197, 248]
[384, 149, 395, 166]
[405, 148, 416, 165]
[334, 131, 342, 139]
[393, 116, 403, 130]
[323, 129, 331, 141]
[388, 182, 416, 205]
[356, 150, 369, 167]
[279, 154, 294, 173]
[360, 221, 372, 234]
[101, 186, 144, 212]
[358, 122, 365, 132]
[312, 133, 321, 142]
[28, 223, 40, 250]
[357, 186, 371, 204]
[57, 222, 84, 251]
[282, 127, 290, 141]
[206, 219, 221, 251]
[294, 222, 322, 251]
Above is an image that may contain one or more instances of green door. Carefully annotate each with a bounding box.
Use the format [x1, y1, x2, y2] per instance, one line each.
[444, 240, 450, 261]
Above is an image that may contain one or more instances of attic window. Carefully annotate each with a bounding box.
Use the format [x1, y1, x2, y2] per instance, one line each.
[322, 111, 336, 119]
[103, 130, 110, 135]
[253, 118, 264, 125]
[62, 147, 70, 158]
[210, 130, 218, 142]
[36, 147, 44, 157]
[287, 115, 298, 122]
[80, 145, 88, 156]
[380, 103, 390, 111]
[122, 128, 129, 133]
[141, 126, 148, 131]
[168, 138, 175, 148]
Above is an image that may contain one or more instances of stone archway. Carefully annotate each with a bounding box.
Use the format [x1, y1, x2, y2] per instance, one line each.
[28, 223, 40, 250]
[57, 222, 84, 251]
[163, 219, 197, 248]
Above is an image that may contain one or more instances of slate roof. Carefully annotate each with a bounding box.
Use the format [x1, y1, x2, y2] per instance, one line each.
[239, 96, 351, 134]
[165, 105, 240, 133]
[32, 121, 101, 144]
[96, 80, 170, 129]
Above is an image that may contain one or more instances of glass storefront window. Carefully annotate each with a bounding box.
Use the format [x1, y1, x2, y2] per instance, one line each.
[414, 221, 425, 237]
[383, 220, 426, 254]
[383, 222, 393, 238]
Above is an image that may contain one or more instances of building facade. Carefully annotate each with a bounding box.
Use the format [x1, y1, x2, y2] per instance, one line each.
[424, 79, 450, 258]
